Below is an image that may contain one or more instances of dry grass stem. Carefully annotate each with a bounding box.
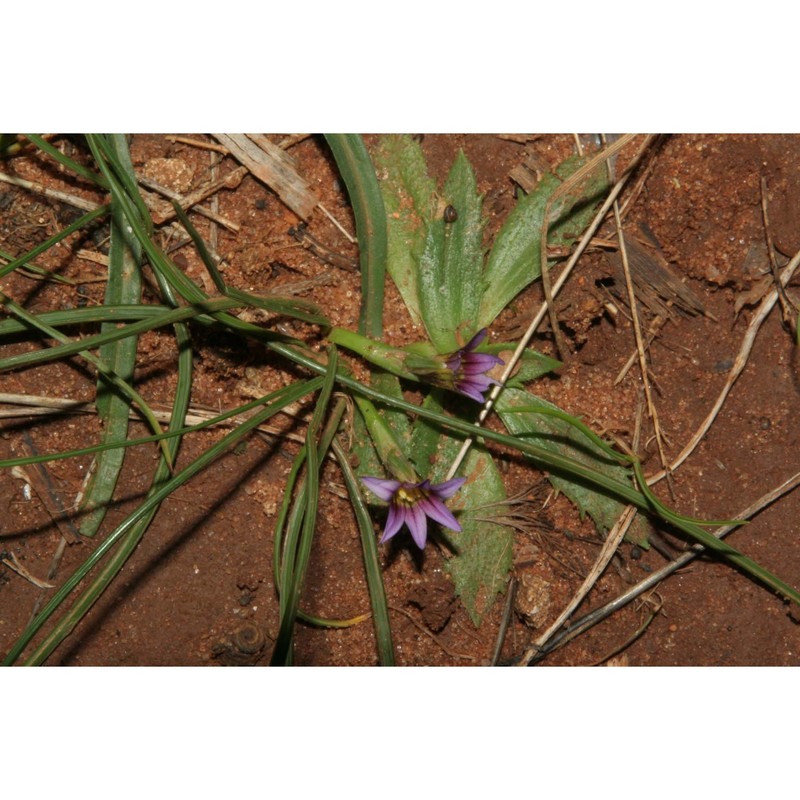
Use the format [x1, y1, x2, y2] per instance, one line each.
[612, 205, 672, 490]
[139, 167, 245, 231]
[276, 135, 313, 150]
[165, 136, 229, 154]
[0, 172, 100, 212]
[317, 203, 355, 244]
[1, 551, 55, 589]
[614, 316, 666, 385]
[517, 504, 638, 666]
[0, 392, 308, 446]
[208, 151, 221, 256]
[535, 136, 642, 357]
[528, 469, 800, 663]
[490, 577, 518, 665]
[760, 176, 796, 327]
[214, 134, 319, 220]
[592, 592, 663, 666]
[647, 248, 800, 485]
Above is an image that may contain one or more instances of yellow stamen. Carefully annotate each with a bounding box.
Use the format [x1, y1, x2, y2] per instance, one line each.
[396, 485, 426, 506]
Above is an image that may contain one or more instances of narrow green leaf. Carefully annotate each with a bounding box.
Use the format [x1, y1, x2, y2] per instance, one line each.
[272, 352, 341, 665]
[171, 199, 226, 293]
[0, 297, 244, 372]
[265, 339, 800, 607]
[4, 377, 323, 665]
[332, 437, 395, 664]
[0, 205, 109, 282]
[0, 291, 172, 466]
[171, 199, 328, 328]
[79, 134, 143, 537]
[325, 135, 387, 340]
[24, 134, 108, 189]
[23, 322, 195, 665]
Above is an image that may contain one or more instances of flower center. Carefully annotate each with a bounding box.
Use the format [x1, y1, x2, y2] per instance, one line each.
[395, 485, 426, 507]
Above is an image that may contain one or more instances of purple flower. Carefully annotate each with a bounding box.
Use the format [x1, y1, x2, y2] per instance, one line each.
[361, 475, 466, 549]
[443, 329, 504, 403]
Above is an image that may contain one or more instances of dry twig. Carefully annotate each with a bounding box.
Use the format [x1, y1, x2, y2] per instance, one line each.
[213, 134, 319, 220]
[612, 196, 673, 491]
[1, 551, 55, 589]
[516, 505, 638, 666]
[647, 248, 800, 485]
[138, 168, 244, 231]
[0, 172, 100, 212]
[522, 469, 800, 664]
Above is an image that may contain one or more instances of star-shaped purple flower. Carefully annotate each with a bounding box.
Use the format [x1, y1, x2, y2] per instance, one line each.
[361, 475, 466, 549]
[443, 329, 504, 403]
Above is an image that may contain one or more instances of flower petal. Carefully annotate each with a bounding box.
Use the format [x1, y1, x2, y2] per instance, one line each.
[405, 503, 429, 548]
[445, 352, 462, 372]
[431, 477, 466, 499]
[381, 501, 405, 542]
[418, 495, 462, 532]
[457, 382, 489, 403]
[464, 329, 488, 351]
[466, 372, 497, 389]
[461, 353, 503, 373]
[361, 476, 401, 502]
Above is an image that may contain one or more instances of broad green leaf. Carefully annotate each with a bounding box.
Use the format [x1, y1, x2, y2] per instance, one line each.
[439, 442, 513, 626]
[483, 343, 561, 387]
[418, 150, 485, 351]
[409, 389, 447, 477]
[370, 371, 413, 456]
[373, 135, 437, 326]
[496, 388, 649, 547]
[478, 156, 609, 329]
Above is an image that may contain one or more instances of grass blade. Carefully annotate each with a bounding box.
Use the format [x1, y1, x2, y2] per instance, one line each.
[22, 322, 195, 665]
[325, 135, 387, 339]
[23, 134, 108, 189]
[0, 205, 108, 282]
[3, 377, 324, 665]
[0, 292, 172, 466]
[79, 134, 144, 537]
[271, 349, 340, 665]
[332, 436, 395, 664]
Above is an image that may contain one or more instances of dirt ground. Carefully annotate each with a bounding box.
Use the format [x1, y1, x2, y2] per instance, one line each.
[1, 133, 799, 666]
